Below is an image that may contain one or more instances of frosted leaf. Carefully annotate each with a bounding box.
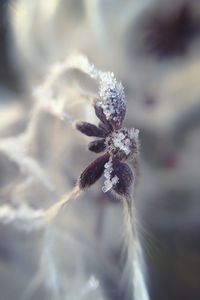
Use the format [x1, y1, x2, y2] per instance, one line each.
[112, 159, 133, 196]
[79, 153, 110, 189]
[96, 72, 126, 129]
[76, 122, 105, 137]
[88, 139, 106, 153]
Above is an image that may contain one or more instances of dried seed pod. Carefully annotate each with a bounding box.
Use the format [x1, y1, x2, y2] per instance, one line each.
[112, 159, 133, 196]
[98, 122, 111, 135]
[79, 153, 110, 189]
[94, 100, 112, 130]
[88, 139, 106, 153]
[76, 121, 105, 137]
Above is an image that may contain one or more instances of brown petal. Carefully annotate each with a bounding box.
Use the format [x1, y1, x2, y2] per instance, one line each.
[94, 100, 112, 130]
[76, 121, 105, 137]
[79, 153, 110, 189]
[98, 122, 111, 135]
[112, 159, 133, 196]
[88, 139, 106, 153]
[94, 98, 126, 131]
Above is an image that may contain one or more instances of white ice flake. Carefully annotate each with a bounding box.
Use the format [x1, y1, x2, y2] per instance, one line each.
[102, 157, 119, 193]
[112, 131, 131, 155]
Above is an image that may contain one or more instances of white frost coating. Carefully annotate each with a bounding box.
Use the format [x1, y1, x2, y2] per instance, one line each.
[97, 72, 126, 121]
[102, 157, 119, 193]
[110, 128, 140, 156]
[112, 131, 131, 155]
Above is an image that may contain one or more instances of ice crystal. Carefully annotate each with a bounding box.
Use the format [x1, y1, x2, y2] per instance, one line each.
[112, 131, 132, 155]
[106, 128, 140, 160]
[102, 157, 119, 193]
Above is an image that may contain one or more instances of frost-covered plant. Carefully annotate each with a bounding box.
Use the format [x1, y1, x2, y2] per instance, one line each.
[41, 58, 141, 237]
[76, 72, 139, 197]
[0, 54, 149, 300]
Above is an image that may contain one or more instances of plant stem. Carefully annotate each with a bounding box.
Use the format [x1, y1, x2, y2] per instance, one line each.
[45, 185, 81, 223]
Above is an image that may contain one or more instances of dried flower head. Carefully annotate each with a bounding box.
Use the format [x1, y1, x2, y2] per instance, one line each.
[76, 68, 139, 197]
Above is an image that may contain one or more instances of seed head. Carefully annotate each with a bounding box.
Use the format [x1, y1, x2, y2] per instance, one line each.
[76, 67, 139, 197]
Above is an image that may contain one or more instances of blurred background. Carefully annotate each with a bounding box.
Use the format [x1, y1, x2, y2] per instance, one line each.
[1, 0, 200, 299]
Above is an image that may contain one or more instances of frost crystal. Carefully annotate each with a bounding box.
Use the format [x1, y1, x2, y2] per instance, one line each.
[107, 128, 140, 158]
[102, 157, 119, 193]
[112, 131, 131, 155]
[97, 72, 126, 123]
